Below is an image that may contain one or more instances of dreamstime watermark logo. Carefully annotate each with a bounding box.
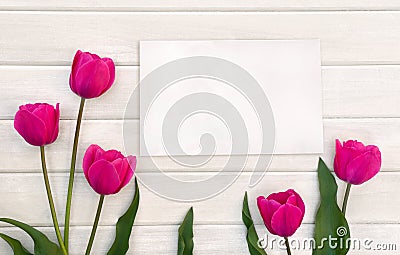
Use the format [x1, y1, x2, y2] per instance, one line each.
[257, 226, 397, 252]
[123, 56, 276, 201]
[336, 226, 348, 237]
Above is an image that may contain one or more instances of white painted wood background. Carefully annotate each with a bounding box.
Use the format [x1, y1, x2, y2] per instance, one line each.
[1, 1, 400, 254]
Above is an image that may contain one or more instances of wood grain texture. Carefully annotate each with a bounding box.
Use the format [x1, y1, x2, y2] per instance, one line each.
[1, 0, 400, 11]
[0, 172, 398, 227]
[0, 224, 398, 255]
[1, 12, 400, 65]
[1, 65, 400, 120]
[0, 118, 398, 172]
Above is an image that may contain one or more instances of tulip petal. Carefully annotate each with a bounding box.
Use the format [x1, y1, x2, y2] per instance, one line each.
[267, 191, 291, 205]
[120, 156, 136, 188]
[14, 110, 47, 146]
[94, 147, 105, 162]
[83, 144, 103, 178]
[257, 197, 271, 231]
[342, 140, 366, 160]
[334, 139, 363, 181]
[346, 150, 382, 185]
[89, 52, 100, 60]
[70, 50, 95, 92]
[69, 73, 75, 92]
[286, 190, 305, 215]
[102, 57, 115, 89]
[344, 140, 365, 151]
[74, 59, 110, 99]
[30, 105, 50, 125]
[334, 139, 346, 180]
[103, 150, 124, 162]
[69, 50, 82, 92]
[335, 139, 354, 170]
[50, 103, 60, 143]
[257, 197, 280, 235]
[111, 158, 125, 177]
[127, 156, 137, 172]
[31, 104, 58, 143]
[74, 51, 96, 72]
[22, 103, 42, 112]
[87, 159, 121, 195]
[119, 169, 134, 192]
[271, 204, 303, 237]
[112, 158, 134, 193]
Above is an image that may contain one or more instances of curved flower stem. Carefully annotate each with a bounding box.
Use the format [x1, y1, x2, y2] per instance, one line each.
[284, 237, 292, 255]
[85, 195, 105, 255]
[40, 146, 68, 255]
[342, 183, 352, 216]
[64, 97, 85, 250]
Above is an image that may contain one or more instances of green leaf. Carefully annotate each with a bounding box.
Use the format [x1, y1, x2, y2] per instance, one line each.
[0, 218, 62, 255]
[0, 233, 32, 255]
[107, 177, 140, 255]
[313, 158, 350, 255]
[242, 192, 267, 255]
[177, 207, 194, 255]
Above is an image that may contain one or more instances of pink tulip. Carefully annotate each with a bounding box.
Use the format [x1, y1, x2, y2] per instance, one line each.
[69, 50, 115, 99]
[83, 144, 136, 195]
[334, 139, 381, 185]
[257, 189, 305, 237]
[14, 103, 60, 146]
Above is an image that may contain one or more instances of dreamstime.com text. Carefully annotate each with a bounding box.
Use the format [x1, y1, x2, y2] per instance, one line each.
[258, 227, 397, 252]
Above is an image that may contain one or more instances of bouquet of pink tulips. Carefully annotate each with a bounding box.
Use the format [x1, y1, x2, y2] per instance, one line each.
[2, 50, 194, 255]
[1, 50, 139, 255]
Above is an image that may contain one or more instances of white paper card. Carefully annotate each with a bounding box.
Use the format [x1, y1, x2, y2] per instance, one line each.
[140, 40, 323, 156]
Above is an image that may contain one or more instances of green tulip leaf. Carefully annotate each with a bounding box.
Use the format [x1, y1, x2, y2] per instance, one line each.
[242, 192, 267, 255]
[177, 207, 194, 255]
[0, 218, 62, 255]
[0, 233, 33, 255]
[313, 158, 350, 255]
[107, 177, 140, 255]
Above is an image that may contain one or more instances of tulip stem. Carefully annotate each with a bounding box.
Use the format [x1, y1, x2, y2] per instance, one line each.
[64, 97, 85, 250]
[284, 237, 292, 255]
[85, 195, 105, 255]
[40, 146, 68, 255]
[342, 183, 352, 216]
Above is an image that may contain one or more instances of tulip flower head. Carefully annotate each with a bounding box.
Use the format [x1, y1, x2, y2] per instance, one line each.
[257, 189, 305, 237]
[14, 103, 60, 146]
[69, 50, 115, 99]
[83, 144, 136, 195]
[334, 139, 381, 185]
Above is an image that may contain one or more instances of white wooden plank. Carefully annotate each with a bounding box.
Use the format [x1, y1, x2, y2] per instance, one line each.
[1, 65, 400, 120]
[1, 1, 400, 11]
[0, 118, 398, 172]
[323, 65, 400, 118]
[0, 66, 138, 120]
[0, 224, 398, 255]
[0, 172, 398, 227]
[1, 12, 400, 65]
